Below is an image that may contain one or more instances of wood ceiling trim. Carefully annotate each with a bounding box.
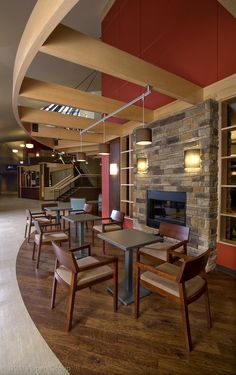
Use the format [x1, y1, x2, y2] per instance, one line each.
[40, 24, 203, 104]
[56, 141, 98, 149]
[18, 106, 123, 136]
[30, 124, 103, 143]
[20, 77, 153, 123]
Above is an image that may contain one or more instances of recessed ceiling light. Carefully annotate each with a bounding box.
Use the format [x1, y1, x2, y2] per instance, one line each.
[36, 153, 40, 157]
[12, 149, 18, 153]
[25, 143, 34, 149]
[20, 144, 25, 148]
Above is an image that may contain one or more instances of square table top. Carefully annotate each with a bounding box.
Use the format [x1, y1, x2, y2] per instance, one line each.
[62, 213, 101, 223]
[98, 228, 161, 251]
[44, 205, 72, 212]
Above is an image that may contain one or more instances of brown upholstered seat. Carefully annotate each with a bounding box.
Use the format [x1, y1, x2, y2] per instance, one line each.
[137, 222, 190, 263]
[51, 242, 118, 331]
[135, 249, 212, 351]
[92, 209, 125, 254]
[32, 220, 70, 269]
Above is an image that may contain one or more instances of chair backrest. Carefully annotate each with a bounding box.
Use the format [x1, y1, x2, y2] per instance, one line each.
[110, 209, 125, 223]
[83, 203, 93, 213]
[25, 208, 31, 218]
[177, 249, 210, 283]
[70, 198, 86, 211]
[33, 219, 42, 235]
[159, 222, 190, 242]
[52, 242, 78, 274]
[41, 202, 57, 210]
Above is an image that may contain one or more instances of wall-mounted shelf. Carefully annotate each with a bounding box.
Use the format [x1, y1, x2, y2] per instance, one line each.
[120, 135, 134, 218]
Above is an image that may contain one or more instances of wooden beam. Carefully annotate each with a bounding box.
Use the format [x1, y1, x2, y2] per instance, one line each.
[20, 77, 153, 123]
[40, 24, 203, 104]
[217, 0, 236, 18]
[56, 141, 99, 149]
[18, 106, 123, 136]
[30, 124, 103, 143]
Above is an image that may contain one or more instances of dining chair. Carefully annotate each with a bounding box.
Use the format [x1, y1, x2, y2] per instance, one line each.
[51, 241, 118, 331]
[137, 222, 190, 264]
[32, 220, 70, 269]
[25, 208, 52, 243]
[70, 198, 86, 213]
[92, 209, 125, 254]
[135, 249, 212, 351]
[41, 202, 58, 220]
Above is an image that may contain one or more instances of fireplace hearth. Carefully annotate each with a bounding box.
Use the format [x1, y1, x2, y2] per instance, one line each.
[147, 190, 186, 228]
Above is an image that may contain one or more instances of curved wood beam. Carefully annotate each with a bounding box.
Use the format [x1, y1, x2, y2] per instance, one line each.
[12, 0, 79, 142]
[41, 24, 203, 104]
[19, 106, 123, 137]
[20, 77, 153, 123]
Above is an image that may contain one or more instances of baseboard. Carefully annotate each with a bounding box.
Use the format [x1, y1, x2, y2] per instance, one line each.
[215, 264, 236, 278]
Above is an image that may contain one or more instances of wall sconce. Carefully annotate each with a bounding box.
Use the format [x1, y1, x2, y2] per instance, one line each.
[110, 163, 118, 175]
[137, 156, 148, 174]
[184, 149, 200, 171]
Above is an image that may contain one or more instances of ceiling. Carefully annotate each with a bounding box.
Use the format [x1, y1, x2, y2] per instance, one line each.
[0, 0, 109, 144]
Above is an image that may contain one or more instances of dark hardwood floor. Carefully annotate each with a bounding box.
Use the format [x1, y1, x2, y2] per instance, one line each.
[16, 227, 236, 375]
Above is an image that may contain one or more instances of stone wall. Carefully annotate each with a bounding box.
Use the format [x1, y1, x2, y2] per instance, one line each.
[133, 99, 219, 267]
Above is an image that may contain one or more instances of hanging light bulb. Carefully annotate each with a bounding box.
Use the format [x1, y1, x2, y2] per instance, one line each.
[99, 116, 110, 155]
[136, 96, 152, 145]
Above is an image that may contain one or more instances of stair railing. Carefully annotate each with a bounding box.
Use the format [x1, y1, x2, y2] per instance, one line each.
[55, 173, 101, 201]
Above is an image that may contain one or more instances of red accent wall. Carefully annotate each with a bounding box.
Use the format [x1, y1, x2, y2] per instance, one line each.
[101, 0, 236, 269]
[217, 243, 236, 271]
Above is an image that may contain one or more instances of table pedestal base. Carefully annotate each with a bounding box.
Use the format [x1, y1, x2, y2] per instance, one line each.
[107, 283, 151, 306]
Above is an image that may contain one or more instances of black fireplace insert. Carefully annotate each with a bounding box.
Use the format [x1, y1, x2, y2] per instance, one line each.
[147, 190, 186, 228]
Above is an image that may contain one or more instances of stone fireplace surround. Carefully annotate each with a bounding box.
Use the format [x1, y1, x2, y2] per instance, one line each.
[133, 99, 219, 270]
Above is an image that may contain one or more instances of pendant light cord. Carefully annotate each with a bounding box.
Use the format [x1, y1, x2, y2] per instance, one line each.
[142, 95, 145, 128]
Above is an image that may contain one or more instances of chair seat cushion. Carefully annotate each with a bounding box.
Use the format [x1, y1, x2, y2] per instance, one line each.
[139, 240, 184, 261]
[141, 262, 205, 299]
[27, 217, 50, 224]
[93, 224, 122, 233]
[56, 256, 113, 287]
[35, 232, 68, 244]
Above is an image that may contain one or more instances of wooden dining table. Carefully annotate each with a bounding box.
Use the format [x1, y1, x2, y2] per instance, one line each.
[98, 229, 161, 305]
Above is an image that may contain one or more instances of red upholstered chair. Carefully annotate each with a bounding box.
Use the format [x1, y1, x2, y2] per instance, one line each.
[135, 249, 212, 351]
[51, 242, 118, 331]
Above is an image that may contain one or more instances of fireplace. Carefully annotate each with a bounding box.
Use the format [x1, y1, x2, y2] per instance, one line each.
[147, 190, 186, 228]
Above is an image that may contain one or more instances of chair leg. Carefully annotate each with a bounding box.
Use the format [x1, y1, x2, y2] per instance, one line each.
[134, 265, 140, 319]
[36, 242, 42, 269]
[92, 229, 94, 245]
[102, 240, 106, 255]
[113, 260, 118, 312]
[51, 276, 58, 309]
[180, 302, 192, 352]
[204, 285, 212, 328]
[67, 286, 76, 331]
[27, 223, 32, 243]
[24, 222, 28, 238]
[32, 242, 36, 260]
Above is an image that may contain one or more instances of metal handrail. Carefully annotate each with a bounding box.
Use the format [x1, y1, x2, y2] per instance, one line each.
[50, 174, 73, 191]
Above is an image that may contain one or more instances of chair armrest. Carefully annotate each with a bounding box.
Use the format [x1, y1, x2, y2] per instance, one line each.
[68, 243, 91, 255]
[168, 240, 188, 251]
[102, 221, 123, 231]
[77, 255, 118, 272]
[135, 261, 177, 282]
[32, 213, 47, 218]
[168, 250, 193, 261]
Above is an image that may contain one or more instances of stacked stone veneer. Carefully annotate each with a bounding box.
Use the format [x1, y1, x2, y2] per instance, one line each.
[133, 99, 219, 266]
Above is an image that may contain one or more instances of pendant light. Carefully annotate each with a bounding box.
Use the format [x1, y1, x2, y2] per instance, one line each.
[136, 96, 152, 145]
[98, 117, 110, 155]
[77, 132, 86, 162]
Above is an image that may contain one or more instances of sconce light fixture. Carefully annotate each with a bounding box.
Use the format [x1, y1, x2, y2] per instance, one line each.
[137, 156, 148, 174]
[110, 163, 118, 175]
[136, 96, 152, 145]
[25, 142, 34, 149]
[184, 149, 200, 171]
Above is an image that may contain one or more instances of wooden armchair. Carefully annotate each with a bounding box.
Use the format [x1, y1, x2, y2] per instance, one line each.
[51, 242, 118, 331]
[74, 203, 93, 233]
[32, 220, 70, 269]
[135, 249, 212, 351]
[41, 202, 58, 220]
[25, 208, 52, 243]
[137, 222, 190, 264]
[92, 209, 125, 254]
